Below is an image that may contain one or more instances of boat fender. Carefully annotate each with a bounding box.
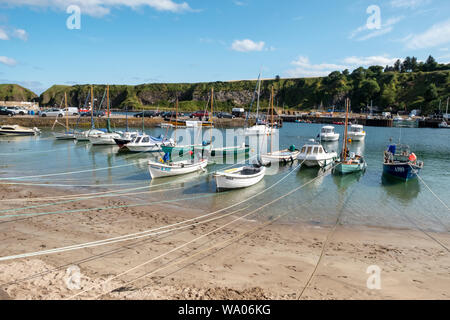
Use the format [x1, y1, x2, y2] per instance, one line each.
[181, 163, 185, 168]
[290, 156, 294, 163]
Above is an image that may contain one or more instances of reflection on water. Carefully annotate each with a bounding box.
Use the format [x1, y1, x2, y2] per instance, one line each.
[381, 174, 421, 203]
[333, 171, 364, 191]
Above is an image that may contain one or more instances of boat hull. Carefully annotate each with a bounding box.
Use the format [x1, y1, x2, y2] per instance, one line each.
[383, 163, 421, 181]
[334, 162, 366, 175]
[347, 132, 366, 141]
[260, 150, 300, 163]
[127, 144, 161, 153]
[214, 166, 266, 191]
[320, 134, 340, 142]
[148, 160, 208, 179]
[0, 131, 36, 136]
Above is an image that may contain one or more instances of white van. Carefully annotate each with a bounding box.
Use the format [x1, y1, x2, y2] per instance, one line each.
[232, 108, 245, 118]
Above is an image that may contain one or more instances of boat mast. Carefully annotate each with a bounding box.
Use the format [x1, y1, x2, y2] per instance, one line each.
[210, 87, 214, 150]
[271, 86, 274, 153]
[107, 85, 111, 133]
[90, 86, 94, 129]
[342, 98, 349, 162]
[256, 72, 262, 121]
[175, 97, 178, 144]
[65, 92, 69, 132]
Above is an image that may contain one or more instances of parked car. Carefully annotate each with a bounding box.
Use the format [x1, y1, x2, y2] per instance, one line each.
[217, 112, 235, 119]
[134, 111, 160, 118]
[40, 108, 65, 117]
[6, 106, 28, 115]
[162, 111, 182, 119]
[232, 108, 245, 118]
[80, 111, 105, 117]
[0, 107, 15, 116]
[190, 111, 209, 119]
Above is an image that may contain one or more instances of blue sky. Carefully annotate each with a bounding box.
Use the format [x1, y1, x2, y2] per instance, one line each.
[1, 0, 450, 94]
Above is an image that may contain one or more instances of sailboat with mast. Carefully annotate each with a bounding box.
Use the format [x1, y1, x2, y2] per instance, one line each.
[260, 86, 299, 164]
[75, 86, 105, 141]
[244, 72, 277, 136]
[54, 92, 77, 140]
[89, 85, 122, 145]
[161, 97, 203, 158]
[333, 98, 367, 175]
[194, 88, 249, 162]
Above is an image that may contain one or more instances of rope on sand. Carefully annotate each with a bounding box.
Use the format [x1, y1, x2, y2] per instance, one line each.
[0, 163, 300, 259]
[67, 162, 331, 299]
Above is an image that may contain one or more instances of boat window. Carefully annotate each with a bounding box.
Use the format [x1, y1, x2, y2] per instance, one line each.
[135, 137, 142, 143]
[306, 146, 312, 154]
[142, 137, 150, 143]
[313, 147, 319, 154]
[318, 147, 323, 154]
[301, 147, 306, 153]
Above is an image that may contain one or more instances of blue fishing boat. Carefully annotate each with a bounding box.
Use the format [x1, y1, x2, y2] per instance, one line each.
[383, 144, 424, 181]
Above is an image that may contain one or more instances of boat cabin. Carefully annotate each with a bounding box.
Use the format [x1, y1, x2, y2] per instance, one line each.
[349, 124, 364, 133]
[321, 126, 335, 134]
[300, 144, 326, 155]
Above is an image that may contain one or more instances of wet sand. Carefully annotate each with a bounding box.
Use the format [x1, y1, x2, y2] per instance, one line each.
[0, 183, 449, 300]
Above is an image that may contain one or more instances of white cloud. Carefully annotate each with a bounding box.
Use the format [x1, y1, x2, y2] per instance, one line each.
[285, 55, 401, 78]
[0, 0, 193, 17]
[231, 39, 265, 52]
[390, 0, 431, 9]
[406, 19, 450, 49]
[0, 56, 17, 66]
[343, 55, 400, 67]
[285, 56, 348, 78]
[12, 28, 28, 41]
[350, 16, 403, 41]
[0, 28, 9, 40]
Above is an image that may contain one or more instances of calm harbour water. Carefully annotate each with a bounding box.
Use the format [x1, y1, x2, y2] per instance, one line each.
[0, 123, 449, 232]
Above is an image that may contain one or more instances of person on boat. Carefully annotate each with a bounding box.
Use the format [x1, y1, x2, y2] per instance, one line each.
[162, 152, 171, 163]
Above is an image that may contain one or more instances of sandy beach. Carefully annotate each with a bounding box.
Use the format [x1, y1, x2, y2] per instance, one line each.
[0, 182, 449, 300]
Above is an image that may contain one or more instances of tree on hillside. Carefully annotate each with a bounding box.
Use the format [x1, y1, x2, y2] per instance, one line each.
[424, 55, 438, 72]
[424, 83, 438, 102]
[359, 79, 380, 105]
[394, 59, 402, 72]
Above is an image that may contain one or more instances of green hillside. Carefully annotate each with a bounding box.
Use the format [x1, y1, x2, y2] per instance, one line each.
[0, 84, 38, 102]
[33, 56, 450, 115]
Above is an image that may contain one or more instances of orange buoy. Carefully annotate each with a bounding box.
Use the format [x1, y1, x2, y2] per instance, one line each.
[409, 153, 417, 162]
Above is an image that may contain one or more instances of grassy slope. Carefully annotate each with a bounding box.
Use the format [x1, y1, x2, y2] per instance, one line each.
[30, 70, 450, 113]
[0, 84, 38, 102]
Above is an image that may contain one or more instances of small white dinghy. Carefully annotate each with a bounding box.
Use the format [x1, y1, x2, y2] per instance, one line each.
[214, 164, 266, 192]
[75, 129, 105, 141]
[89, 132, 122, 145]
[260, 145, 300, 164]
[297, 140, 338, 168]
[148, 158, 208, 179]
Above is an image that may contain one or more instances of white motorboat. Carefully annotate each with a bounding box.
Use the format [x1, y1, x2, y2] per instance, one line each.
[0, 125, 40, 136]
[75, 129, 105, 141]
[347, 124, 366, 141]
[297, 141, 338, 167]
[113, 131, 139, 148]
[260, 147, 300, 164]
[244, 124, 277, 136]
[214, 164, 266, 191]
[89, 131, 122, 145]
[320, 126, 340, 142]
[54, 131, 76, 140]
[126, 134, 165, 152]
[148, 158, 208, 179]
